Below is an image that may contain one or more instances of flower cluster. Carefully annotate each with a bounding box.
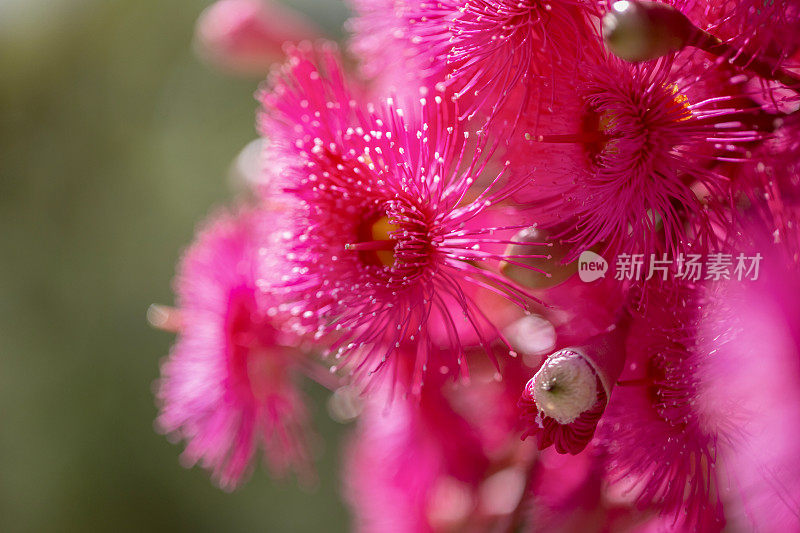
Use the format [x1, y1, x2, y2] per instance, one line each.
[153, 0, 800, 530]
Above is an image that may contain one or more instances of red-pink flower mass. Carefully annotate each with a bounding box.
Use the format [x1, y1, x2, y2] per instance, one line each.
[151, 0, 800, 530]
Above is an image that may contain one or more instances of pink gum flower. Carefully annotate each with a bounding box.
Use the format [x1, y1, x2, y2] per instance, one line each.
[509, 51, 761, 259]
[348, 0, 604, 126]
[343, 383, 490, 533]
[257, 45, 549, 394]
[155, 207, 317, 490]
[698, 223, 800, 531]
[597, 282, 729, 530]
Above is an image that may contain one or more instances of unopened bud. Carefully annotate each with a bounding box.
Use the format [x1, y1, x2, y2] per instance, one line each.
[530, 349, 598, 424]
[327, 385, 363, 423]
[501, 226, 577, 289]
[229, 138, 265, 195]
[602, 1, 695, 62]
[520, 312, 631, 453]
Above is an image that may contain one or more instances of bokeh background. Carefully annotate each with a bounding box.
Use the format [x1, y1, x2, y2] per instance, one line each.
[0, 0, 353, 530]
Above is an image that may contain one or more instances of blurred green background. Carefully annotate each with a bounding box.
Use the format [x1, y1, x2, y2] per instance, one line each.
[0, 0, 352, 530]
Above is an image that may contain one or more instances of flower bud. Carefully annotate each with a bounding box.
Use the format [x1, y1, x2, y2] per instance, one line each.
[520, 313, 630, 454]
[531, 349, 598, 424]
[327, 385, 363, 423]
[501, 226, 577, 289]
[602, 1, 695, 62]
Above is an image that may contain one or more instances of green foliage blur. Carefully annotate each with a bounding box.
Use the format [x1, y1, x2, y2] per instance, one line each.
[0, 1, 351, 531]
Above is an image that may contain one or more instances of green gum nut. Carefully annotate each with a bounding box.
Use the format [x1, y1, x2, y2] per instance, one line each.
[602, 0, 695, 62]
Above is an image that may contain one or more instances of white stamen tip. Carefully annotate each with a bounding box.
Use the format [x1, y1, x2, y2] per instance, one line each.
[531, 349, 597, 424]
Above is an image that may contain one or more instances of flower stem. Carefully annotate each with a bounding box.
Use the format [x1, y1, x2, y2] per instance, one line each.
[689, 30, 800, 96]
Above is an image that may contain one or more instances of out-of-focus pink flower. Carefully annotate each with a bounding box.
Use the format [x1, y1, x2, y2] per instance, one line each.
[697, 225, 800, 531]
[155, 207, 316, 490]
[257, 45, 548, 394]
[597, 282, 729, 531]
[194, 0, 320, 76]
[344, 383, 490, 533]
[345, 355, 536, 532]
[592, 219, 800, 530]
[525, 448, 654, 533]
[510, 51, 760, 258]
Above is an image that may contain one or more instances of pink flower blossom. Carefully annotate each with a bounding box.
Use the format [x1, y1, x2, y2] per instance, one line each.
[592, 218, 800, 530]
[510, 51, 760, 258]
[344, 357, 535, 532]
[344, 380, 489, 532]
[697, 223, 800, 531]
[152, 0, 800, 523]
[597, 282, 729, 530]
[257, 45, 547, 393]
[348, 0, 602, 124]
[155, 207, 316, 490]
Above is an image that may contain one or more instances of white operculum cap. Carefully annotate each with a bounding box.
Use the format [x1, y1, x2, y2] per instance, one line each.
[532, 349, 598, 425]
